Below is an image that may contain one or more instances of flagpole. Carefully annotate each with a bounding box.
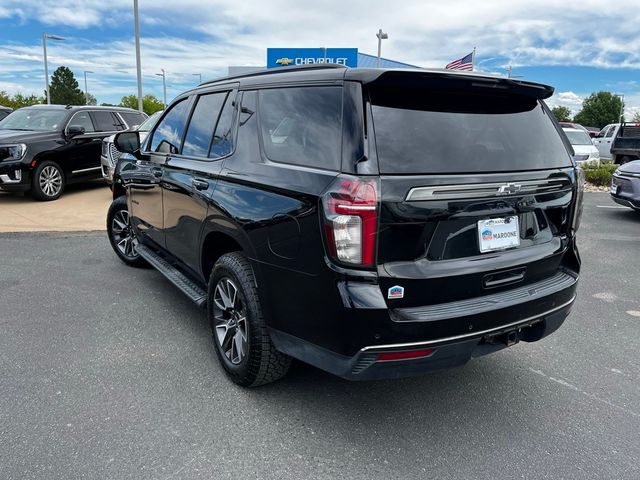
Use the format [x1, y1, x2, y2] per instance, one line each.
[472, 46, 476, 71]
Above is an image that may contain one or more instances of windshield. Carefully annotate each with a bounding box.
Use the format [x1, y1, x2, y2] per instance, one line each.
[138, 111, 162, 132]
[0, 109, 68, 132]
[563, 130, 592, 146]
[369, 87, 572, 174]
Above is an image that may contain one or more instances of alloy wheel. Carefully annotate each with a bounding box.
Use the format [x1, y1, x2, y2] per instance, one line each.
[213, 278, 248, 365]
[110, 209, 138, 259]
[39, 166, 63, 197]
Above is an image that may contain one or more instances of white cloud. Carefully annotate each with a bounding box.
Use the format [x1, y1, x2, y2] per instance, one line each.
[1, 0, 640, 104]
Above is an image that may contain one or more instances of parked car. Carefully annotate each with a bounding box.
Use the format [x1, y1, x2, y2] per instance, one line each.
[106, 64, 582, 387]
[610, 122, 640, 165]
[559, 121, 590, 136]
[0, 106, 12, 120]
[0, 105, 147, 200]
[101, 110, 160, 184]
[611, 160, 640, 210]
[561, 127, 600, 166]
[594, 123, 621, 160]
[585, 126, 600, 138]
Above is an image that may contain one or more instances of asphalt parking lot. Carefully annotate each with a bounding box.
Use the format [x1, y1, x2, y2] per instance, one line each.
[0, 192, 638, 480]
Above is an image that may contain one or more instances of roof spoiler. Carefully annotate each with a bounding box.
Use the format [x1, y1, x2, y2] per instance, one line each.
[358, 70, 555, 100]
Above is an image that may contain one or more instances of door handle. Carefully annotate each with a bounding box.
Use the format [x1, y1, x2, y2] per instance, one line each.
[192, 178, 209, 190]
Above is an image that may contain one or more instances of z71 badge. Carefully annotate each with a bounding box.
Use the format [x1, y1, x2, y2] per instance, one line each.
[387, 285, 405, 299]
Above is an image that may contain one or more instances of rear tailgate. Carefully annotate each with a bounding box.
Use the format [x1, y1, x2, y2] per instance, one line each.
[366, 74, 579, 314]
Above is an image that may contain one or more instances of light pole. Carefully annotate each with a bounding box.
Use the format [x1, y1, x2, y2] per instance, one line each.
[133, 0, 143, 113]
[156, 69, 167, 108]
[376, 29, 388, 68]
[42, 33, 65, 104]
[616, 94, 625, 122]
[83, 70, 94, 105]
[192, 73, 202, 84]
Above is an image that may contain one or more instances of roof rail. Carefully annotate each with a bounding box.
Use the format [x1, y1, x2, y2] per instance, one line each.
[200, 63, 347, 86]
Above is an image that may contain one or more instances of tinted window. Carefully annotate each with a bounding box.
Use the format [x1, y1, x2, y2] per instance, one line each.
[259, 87, 342, 170]
[0, 110, 10, 120]
[68, 111, 95, 133]
[91, 111, 118, 132]
[211, 94, 235, 158]
[149, 99, 190, 154]
[605, 126, 616, 138]
[182, 92, 227, 158]
[120, 112, 147, 129]
[370, 88, 572, 174]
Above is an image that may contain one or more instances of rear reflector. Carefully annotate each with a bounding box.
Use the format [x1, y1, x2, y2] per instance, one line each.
[376, 349, 434, 362]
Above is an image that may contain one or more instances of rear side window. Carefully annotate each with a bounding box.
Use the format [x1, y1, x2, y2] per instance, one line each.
[370, 88, 572, 174]
[258, 86, 342, 170]
[91, 111, 119, 132]
[182, 92, 227, 158]
[119, 112, 147, 129]
[211, 94, 235, 159]
[149, 99, 190, 154]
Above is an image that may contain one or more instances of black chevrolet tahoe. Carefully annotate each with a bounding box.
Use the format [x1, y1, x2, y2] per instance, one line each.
[0, 105, 146, 200]
[107, 64, 582, 387]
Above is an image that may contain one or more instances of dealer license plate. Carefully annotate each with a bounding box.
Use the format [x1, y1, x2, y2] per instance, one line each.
[478, 216, 520, 253]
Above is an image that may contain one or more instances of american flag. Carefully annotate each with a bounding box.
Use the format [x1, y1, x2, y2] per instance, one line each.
[445, 51, 474, 71]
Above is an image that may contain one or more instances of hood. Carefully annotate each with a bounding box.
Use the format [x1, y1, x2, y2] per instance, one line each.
[619, 159, 640, 174]
[0, 129, 61, 144]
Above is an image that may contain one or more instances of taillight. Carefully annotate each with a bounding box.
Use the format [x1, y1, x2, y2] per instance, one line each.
[571, 167, 585, 233]
[322, 176, 379, 267]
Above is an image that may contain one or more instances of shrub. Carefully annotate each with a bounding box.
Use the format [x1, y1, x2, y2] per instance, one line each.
[582, 162, 618, 186]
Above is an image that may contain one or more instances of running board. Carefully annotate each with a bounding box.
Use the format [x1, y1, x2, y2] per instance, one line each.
[136, 244, 207, 308]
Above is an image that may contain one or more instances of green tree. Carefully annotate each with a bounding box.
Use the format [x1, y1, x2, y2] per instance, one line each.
[119, 94, 164, 115]
[551, 106, 572, 122]
[0, 90, 45, 109]
[84, 92, 97, 106]
[49, 66, 85, 105]
[573, 92, 623, 129]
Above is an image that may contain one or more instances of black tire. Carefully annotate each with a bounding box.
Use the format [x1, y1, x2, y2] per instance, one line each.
[208, 252, 291, 387]
[31, 160, 65, 201]
[107, 196, 147, 267]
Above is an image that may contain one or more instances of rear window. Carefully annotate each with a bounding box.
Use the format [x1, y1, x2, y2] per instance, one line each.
[563, 130, 592, 146]
[258, 86, 342, 171]
[120, 111, 147, 128]
[370, 88, 572, 174]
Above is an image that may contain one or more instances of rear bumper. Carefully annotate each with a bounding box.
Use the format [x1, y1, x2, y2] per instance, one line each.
[270, 295, 574, 381]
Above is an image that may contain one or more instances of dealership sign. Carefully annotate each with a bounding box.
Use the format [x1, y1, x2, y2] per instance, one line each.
[267, 48, 358, 68]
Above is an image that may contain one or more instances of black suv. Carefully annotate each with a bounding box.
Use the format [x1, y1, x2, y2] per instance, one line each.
[107, 65, 582, 387]
[0, 105, 146, 200]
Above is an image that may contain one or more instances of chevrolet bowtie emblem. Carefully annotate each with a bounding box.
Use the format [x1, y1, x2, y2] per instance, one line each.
[497, 183, 522, 195]
[275, 57, 293, 66]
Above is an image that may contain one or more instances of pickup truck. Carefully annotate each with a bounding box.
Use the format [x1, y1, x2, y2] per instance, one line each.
[610, 123, 640, 165]
[593, 123, 620, 160]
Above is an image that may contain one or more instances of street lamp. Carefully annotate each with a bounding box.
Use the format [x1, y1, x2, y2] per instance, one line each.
[42, 33, 65, 104]
[83, 70, 94, 105]
[376, 29, 388, 68]
[193, 73, 202, 84]
[156, 69, 167, 108]
[615, 94, 625, 122]
[133, 0, 143, 113]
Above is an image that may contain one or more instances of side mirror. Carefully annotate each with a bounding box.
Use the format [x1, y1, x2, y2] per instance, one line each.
[114, 131, 140, 154]
[67, 125, 85, 137]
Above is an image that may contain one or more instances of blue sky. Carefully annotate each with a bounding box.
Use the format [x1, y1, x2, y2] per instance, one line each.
[1, 0, 639, 117]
